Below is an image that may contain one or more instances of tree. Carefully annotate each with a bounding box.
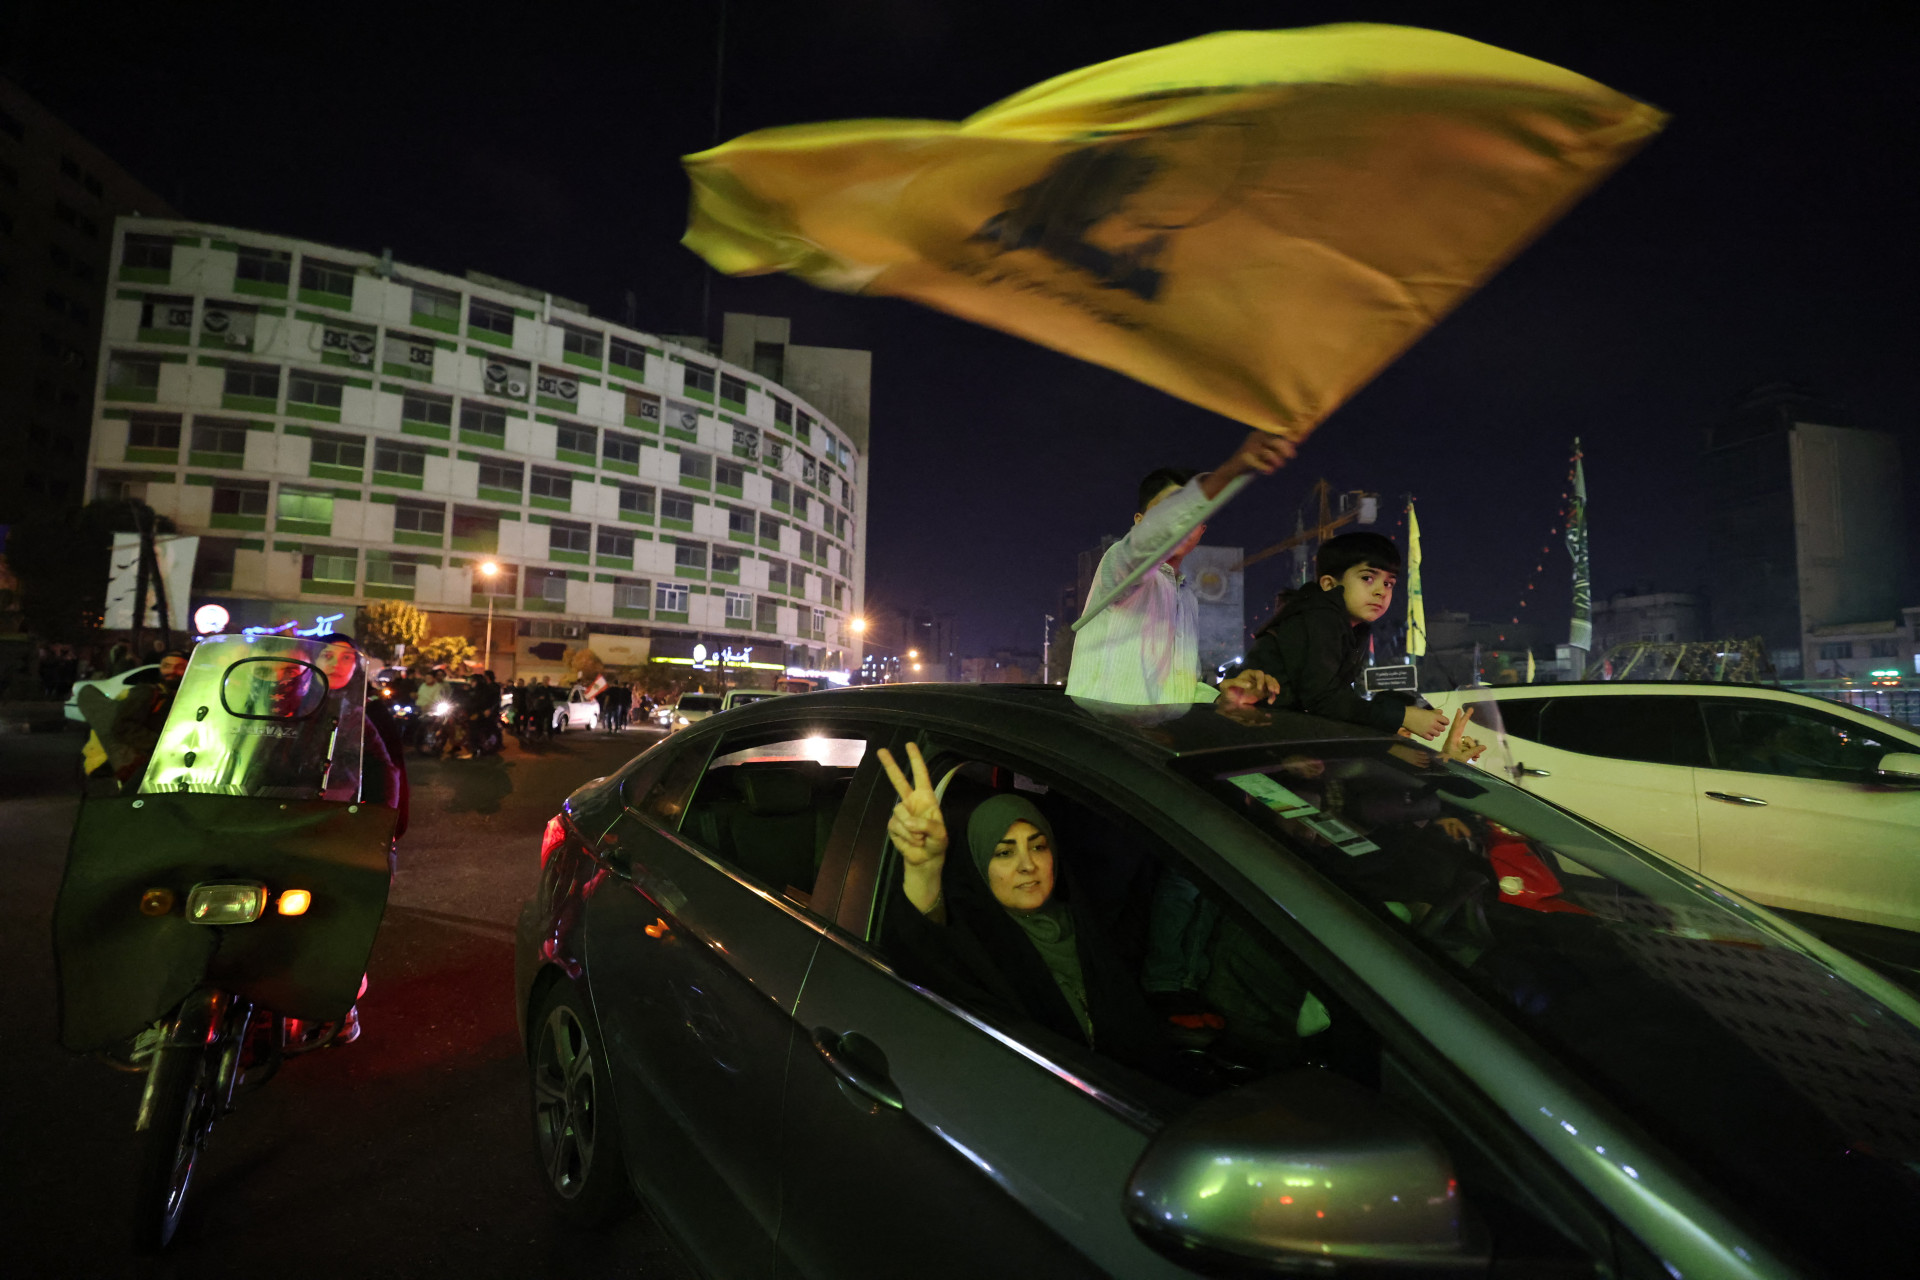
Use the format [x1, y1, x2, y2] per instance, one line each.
[563, 647, 604, 684]
[357, 600, 428, 662]
[4, 500, 176, 643]
[417, 634, 477, 673]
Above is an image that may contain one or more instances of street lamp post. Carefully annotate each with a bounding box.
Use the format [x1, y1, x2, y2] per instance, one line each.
[479, 560, 500, 671]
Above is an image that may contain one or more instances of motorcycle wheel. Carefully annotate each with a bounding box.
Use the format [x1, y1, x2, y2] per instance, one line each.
[529, 983, 632, 1225]
[132, 1044, 217, 1253]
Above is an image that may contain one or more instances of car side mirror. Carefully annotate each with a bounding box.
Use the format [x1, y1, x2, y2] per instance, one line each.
[1873, 752, 1920, 784]
[1125, 1069, 1487, 1275]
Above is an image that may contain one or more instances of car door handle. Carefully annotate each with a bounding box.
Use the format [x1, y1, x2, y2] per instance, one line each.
[812, 1028, 903, 1112]
[1705, 791, 1769, 807]
[1515, 764, 1551, 778]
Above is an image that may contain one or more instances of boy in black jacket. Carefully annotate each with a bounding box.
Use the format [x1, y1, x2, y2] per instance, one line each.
[1240, 532, 1448, 739]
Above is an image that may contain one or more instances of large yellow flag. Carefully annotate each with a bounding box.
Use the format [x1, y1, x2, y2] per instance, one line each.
[683, 25, 1664, 439]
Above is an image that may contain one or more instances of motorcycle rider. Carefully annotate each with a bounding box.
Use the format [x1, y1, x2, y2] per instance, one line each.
[105, 649, 189, 790]
[466, 669, 503, 756]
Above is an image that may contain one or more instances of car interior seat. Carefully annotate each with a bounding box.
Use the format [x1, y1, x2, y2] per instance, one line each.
[690, 761, 848, 894]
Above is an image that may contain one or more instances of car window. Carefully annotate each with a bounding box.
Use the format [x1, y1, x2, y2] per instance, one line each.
[1536, 695, 1708, 766]
[679, 730, 873, 909]
[1180, 741, 1920, 1278]
[1464, 696, 1547, 742]
[858, 749, 1374, 1115]
[679, 694, 723, 712]
[1701, 698, 1901, 781]
[626, 732, 712, 823]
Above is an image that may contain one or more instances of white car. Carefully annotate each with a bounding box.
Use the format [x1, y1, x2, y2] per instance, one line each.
[720, 689, 785, 712]
[664, 692, 723, 732]
[64, 665, 158, 723]
[1430, 682, 1920, 951]
[557, 687, 601, 732]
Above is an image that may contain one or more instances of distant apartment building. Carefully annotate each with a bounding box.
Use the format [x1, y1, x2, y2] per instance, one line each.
[1591, 592, 1704, 652]
[1703, 386, 1907, 678]
[0, 78, 176, 520]
[84, 219, 867, 681]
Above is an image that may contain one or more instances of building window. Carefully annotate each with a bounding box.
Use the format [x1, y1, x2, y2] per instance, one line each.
[393, 500, 445, 536]
[768, 559, 788, 592]
[476, 562, 518, 597]
[123, 234, 174, 272]
[730, 421, 759, 458]
[554, 422, 596, 458]
[679, 450, 712, 484]
[792, 490, 809, 521]
[603, 431, 641, 467]
[682, 363, 715, 394]
[674, 540, 707, 573]
[235, 246, 291, 285]
[366, 556, 419, 588]
[795, 411, 814, 443]
[720, 373, 750, 406]
[482, 355, 531, 398]
[451, 507, 499, 551]
[617, 484, 654, 519]
[476, 457, 523, 494]
[106, 353, 162, 392]
[1869, 638, 1900, 658]
[759, 513, 782, 543]
[1817, 642, 1852, 661]
[191, 419, 250, 458]
[726, 590, 752, 621]
[278, 487, 335, 530]
[211, 481, 269, 518]
[309, 430, 365, 470]
[469, 298, 515, 336]
[726, 505, 754, 538]
[656, 582, 689, 614]
[561, 326, 602, 361]
[127, 413, 181, 450]
[530, 467, 573, 503]
[613, 578, 649, 612]
[536, 569, 570, 609]
[138, 294, 194, 337]
[402, 391, 453, 427]
[713, 546, 741, 576]
[302, 549, 357, 584]
[224, 362, 280, 401]
[549, 520, 590, 555]
[799, 529, 817, 562]
[625, 389, 661, 427]
[716, 460, 744, 491]
[770, 477, 792, 508]
[609, 337, 648, 372]
[753, 342, 784, 383]
[299, 258, 356, 297]
[813, 608, 828, 640]
[288, 371, 346, 410]
[374, 440, 428, 479]
[411, 283, 460, 324]
[756, 596, 779, 631]
[773, 399, 793, 430]
[660, 492, 695, 525]
[597, 527, 635, 559]
[459, 403, 507, 441]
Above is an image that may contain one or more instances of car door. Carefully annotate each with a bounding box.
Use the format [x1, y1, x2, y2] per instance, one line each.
[775, 732, 1209, 1280]
[1464, 693, 1708, 869]
[1694, 697, 1920, 930]
[585, 723, 882, 1278]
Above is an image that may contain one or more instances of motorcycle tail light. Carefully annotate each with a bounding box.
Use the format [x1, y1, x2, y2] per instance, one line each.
[539, 815, 568, 868]
[276, 888, 312, 916]
[185, 881, 269, 925]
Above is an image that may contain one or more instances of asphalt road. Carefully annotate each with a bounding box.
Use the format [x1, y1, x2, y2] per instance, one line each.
[0, 721, 697, 1280]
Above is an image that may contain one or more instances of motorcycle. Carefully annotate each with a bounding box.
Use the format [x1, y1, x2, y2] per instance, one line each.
[53, 634, 396, 1251]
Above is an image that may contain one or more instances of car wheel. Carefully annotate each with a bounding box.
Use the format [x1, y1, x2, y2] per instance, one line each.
[529, 982, 633, 1226]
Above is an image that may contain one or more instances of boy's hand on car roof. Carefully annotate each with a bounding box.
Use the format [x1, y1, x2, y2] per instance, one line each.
[1402, 705, 1450, 740]
[1217, 669, 1281, 709]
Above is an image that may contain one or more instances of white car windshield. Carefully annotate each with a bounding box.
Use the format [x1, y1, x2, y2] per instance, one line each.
[1183, 741, 1920, 1276]
[678, 695, 723, 712]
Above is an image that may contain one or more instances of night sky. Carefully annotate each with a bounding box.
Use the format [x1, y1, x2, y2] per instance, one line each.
[9, 1, 1916, 657]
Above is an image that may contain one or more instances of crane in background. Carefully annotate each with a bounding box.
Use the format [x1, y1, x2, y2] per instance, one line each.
[1234, 478, 1381, 586]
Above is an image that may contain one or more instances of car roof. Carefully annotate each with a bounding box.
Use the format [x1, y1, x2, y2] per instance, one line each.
[698, 682, 1395, 761]
[1438, 680, 1920, 737]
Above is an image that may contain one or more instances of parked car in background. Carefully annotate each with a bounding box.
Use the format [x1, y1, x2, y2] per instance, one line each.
[721, 689, 785, 712]
[664, 692, 723, 732]
[1429, 681, 1920, 980]
[557, 686, 601, 732]
[517, 687, 1920, 1279]
[64, 665, 158, 722]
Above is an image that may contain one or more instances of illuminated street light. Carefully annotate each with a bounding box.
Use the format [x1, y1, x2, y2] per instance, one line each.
[850, 617, 867, 633]
[478, 561, 501, 670]
[907, 648, 918, 659]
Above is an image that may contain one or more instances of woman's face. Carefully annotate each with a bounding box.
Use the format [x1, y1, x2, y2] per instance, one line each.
[986, 820, 1055, 912]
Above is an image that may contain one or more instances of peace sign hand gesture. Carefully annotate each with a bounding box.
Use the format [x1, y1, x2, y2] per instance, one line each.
[877, 741, 948, 868]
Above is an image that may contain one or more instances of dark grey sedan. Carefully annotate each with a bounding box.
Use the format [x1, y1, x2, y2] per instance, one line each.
[514, 685, 1920, 1278]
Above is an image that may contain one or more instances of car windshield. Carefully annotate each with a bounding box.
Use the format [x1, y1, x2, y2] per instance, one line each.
[1180, 740, 1920, 1274]
[679, 694, 723, 712]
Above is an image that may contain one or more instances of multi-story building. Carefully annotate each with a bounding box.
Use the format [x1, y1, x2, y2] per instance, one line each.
[1590, 591, 1704, 652]
[1703, 385, 1907, 678]
[0, 78, 176, 520]
[84, 219, 867, 682]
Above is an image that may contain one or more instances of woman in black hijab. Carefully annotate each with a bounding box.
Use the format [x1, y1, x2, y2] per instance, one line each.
[877, 743, 1165, 1073]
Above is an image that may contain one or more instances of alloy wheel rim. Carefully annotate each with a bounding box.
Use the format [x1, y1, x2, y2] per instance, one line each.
[533, 1005, 597, 1197]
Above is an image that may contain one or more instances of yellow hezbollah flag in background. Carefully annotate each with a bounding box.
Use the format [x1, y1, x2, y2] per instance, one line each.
[683, 25, 1664, 439]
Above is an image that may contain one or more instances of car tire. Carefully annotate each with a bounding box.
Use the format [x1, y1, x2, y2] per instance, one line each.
[528, 981, 633, 1226]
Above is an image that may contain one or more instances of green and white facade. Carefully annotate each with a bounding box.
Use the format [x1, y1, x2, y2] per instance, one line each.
[86, 218, 866, 679]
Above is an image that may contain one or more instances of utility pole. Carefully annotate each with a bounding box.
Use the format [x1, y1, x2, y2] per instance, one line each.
[1042, 614, 1055, 684]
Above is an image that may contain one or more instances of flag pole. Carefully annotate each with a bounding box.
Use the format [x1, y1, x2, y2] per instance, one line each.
[1565, 438, 1592, 679]
[1404, 496, 1426, 679]
[1071, 474, 1252, 633]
